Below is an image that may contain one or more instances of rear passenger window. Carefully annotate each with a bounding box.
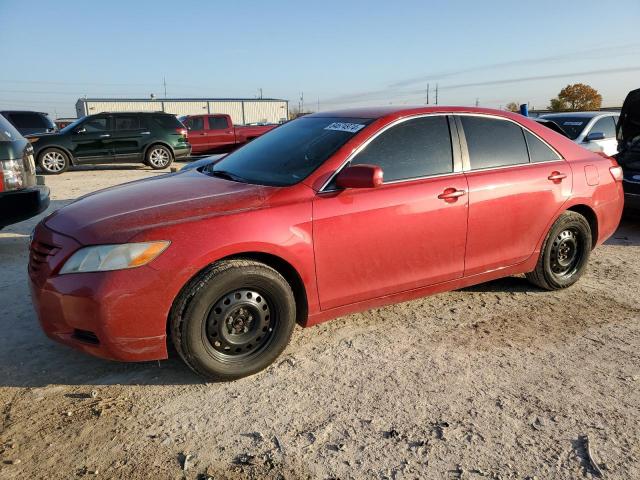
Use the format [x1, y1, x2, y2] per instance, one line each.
[351, 116, 453, 182]
[461, 116, 529, 169]
[114, 116, 141, 130]
[208, 117, 229, 130]
[524, 130, 561, 162]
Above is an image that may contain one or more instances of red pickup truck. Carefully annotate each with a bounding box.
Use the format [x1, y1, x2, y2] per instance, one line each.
[179, 114, 277, 155]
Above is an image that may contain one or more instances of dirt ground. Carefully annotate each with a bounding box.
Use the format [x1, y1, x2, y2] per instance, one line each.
[1, 163, 639, 480]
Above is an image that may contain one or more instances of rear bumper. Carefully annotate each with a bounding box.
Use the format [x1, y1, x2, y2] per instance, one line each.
[0, 185, 50, 227]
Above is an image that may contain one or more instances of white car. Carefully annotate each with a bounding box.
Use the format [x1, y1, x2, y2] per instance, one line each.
[538, 111, 619, 156]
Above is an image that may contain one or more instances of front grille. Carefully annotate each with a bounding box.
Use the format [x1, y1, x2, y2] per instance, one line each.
[73, 329, 100, 345]
[29, 240, 60, 272]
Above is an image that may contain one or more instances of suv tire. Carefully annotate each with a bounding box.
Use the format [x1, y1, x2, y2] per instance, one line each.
[145, 144, 173, 170]
[38, 148, 69, 175]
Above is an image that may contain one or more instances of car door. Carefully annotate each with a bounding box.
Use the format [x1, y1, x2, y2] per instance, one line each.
[585, 116, 618, 156]
[70, 115, 113, 162]
[312, 115, 468, 310]
[111, 114, 147, 161]
[457, 115, 571, 276]
[206, 115, 235, 150]
[184, 116, 207, 154]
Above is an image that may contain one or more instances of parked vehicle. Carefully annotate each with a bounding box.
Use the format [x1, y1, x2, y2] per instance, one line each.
[29, 107, 624, 380]
[28, 112, 191, 174]
[1, 110, 56, 136]
[615, 88, 640, 210]
[179, 114, 277, 154]
[538, 111, 620, 156]
[0, 114, 50, 229]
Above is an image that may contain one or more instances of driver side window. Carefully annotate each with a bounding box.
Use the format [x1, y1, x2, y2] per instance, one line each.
[350, 116, 453, 182]
[82, 116, 108, 132]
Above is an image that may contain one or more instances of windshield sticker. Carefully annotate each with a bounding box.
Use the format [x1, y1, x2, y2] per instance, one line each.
[563, 121, 584, 126]
[324, 122, 366, 133]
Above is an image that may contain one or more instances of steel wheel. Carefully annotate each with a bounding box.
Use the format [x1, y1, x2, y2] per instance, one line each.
[205, 289, 275, 362]
[549, 227, 582, 277]
[41, 150, 67, 173]
[147, 147, 171, 168]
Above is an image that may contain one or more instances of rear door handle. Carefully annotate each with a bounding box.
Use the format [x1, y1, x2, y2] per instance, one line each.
[438, 188, 466, 202]
[548, 171, 567, 182]
[99, 134, 110, 138]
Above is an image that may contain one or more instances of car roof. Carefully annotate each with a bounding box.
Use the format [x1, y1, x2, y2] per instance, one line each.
[0, 110, 49, 115]
[539, 111, 616, 119]
[306, 105, 523, 120]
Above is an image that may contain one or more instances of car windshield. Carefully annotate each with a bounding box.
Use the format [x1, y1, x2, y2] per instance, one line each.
[206, 116, 373, 186]
[540, 116, 590, 140]
[60, 117, 87, 133]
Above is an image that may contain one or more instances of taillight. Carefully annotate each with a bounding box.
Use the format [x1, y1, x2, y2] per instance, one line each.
[609, 166, 623, 182]
[176, 128, 187, 136]
[1, 159, 25, 191]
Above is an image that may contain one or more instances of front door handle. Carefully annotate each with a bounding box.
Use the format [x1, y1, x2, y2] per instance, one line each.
[548, 171, 567, 183]
[438, 188, 466, 202]
[99, 134, 110, 138]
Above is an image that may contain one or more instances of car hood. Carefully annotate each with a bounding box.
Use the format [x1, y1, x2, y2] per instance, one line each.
[45, 169, 279, 244]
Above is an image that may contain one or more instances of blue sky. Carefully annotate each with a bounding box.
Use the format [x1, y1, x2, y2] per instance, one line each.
[1, 0, 639, 117]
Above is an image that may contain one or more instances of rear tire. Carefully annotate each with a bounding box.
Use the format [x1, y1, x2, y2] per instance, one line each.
[145, 144, 173, 170]
[170, 259, 296, 381]
[526, 211, 592, 290]
[38, 148, 69, 174]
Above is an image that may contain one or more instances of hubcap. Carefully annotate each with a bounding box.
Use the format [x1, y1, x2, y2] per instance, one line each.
[205, 289, 274, 359]
[149, 148, 170, 167]
[550, 228, 581, 276]
[42, 151, 65, 172]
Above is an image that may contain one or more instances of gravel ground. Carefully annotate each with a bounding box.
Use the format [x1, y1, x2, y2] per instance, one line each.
[1, 164, 639, 479]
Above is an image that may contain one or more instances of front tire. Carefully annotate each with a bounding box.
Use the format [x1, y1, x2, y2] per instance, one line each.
[170, 259, 296, 381]
[38, 148, 69, 174]
[526, 211, 592, 290]
[145, 144, 173, 170]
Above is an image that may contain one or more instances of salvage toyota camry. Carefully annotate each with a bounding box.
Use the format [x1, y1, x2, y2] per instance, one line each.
[29, 107, 624, 380]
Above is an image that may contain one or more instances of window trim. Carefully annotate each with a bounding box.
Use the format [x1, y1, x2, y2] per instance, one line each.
[454, 113, 565, 172]
[319, 113, 463, 193]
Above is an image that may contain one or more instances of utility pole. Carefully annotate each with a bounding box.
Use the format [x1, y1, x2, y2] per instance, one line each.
[475, 98, 479, 107]
[259, 88, 263, 99]
[426, 83, 430, 105]
[300, 92, 304, 114]
[317, 97, 320, 112]
[163, 76, 167, 98]
[435, 84, 439, 105]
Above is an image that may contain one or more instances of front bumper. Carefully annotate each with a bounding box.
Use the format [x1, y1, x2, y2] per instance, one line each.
[0, 184, 50, 227]
[28, 223, 169, 362]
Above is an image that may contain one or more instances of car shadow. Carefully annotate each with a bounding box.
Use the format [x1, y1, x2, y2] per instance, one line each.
[605, 211, 640, 246]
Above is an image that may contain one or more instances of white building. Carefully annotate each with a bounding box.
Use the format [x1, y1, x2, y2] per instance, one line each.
[75, 98, 289, 125]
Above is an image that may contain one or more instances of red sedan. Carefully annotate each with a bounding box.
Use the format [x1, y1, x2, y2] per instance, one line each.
[29, 107, 624, 380]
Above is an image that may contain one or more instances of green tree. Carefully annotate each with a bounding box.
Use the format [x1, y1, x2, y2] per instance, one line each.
[549, 83, 602, 111]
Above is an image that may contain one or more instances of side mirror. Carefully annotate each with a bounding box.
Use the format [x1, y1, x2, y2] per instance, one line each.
[586, 131, 605, 142]
[335, 164, 383, 189]
[75, 127, 86, 134]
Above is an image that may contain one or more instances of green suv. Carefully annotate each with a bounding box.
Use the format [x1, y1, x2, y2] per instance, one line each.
[28, 112, 191, 174]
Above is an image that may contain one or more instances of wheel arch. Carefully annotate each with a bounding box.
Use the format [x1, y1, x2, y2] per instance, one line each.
[167, 251, 309, 336]
[566, 204, 598, 249]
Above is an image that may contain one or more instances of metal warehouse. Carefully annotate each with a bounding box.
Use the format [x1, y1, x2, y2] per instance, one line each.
[75, 98, 289, 125]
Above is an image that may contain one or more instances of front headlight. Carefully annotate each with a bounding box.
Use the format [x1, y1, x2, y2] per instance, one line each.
[59, 241, 170, 274]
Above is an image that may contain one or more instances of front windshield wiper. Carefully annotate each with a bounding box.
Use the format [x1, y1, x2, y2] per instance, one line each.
[209, 169, 248, 183]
